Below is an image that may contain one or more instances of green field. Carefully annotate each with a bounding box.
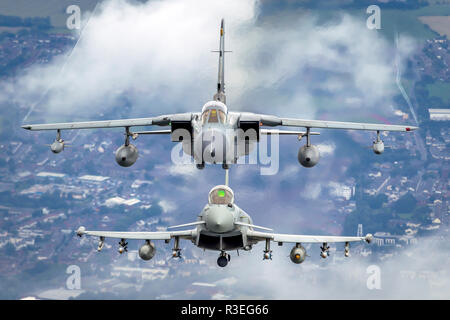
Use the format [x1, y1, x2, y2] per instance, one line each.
[426, 82, 450, 104]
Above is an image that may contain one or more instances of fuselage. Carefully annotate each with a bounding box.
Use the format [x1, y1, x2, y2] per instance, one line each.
[190, 184, 257, 251]
[181, 100, 257, 165]
[183, 19, 258, 166]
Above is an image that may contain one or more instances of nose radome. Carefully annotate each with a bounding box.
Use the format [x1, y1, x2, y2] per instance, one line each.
[205, 206, 234, 233]
[214, 215, 227, 228]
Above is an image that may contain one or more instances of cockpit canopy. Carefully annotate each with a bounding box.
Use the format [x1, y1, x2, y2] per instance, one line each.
[201, 101, 227, 124]
[208, 185, 234, 205]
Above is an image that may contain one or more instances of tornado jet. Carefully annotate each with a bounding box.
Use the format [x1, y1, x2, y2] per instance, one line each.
[22, 19, 417, 169]
[76, 175, 372, 267]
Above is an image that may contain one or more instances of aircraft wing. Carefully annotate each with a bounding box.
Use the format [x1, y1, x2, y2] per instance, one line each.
[76, 226, 195, 240]
[280, 118, 417, 132]
[21, 113, 194, 131]
[243, 113, 418, 132]
[246, 229, 373, 244]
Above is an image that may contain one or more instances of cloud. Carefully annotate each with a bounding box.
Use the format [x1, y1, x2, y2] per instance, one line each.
[2, 0, 416, 123]
[301, 182, 322, 200]
[167, 163, 198, 177]
[327, 181, 352, 199]
[209, 232, 450, 299]
[278, 164, 300, 179]
[211, 293, 231, 300]
[317, 142, 336, 157]
[229, 12, 416, 118]
[158, 199, 177, 213]
[214, 276, 238, 287]
[5, 0, 258, 120]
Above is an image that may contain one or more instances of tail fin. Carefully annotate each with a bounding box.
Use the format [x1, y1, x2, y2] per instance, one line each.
[213, 19, 228, 104]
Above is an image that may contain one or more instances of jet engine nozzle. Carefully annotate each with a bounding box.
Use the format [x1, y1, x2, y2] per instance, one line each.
[139, 241, 156, 261]
[372, 140, 384, 154]
[290, 245, 306, 264]
[115, 144, 138, 167]
[298, 144, 320, 168]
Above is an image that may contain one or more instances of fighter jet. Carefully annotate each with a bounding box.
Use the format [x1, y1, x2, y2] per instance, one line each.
[22, 19, 417, 169]
[76, 172, 373, 267]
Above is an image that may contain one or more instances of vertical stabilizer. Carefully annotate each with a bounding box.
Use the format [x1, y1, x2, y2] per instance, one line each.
[213, 19, 227, 104]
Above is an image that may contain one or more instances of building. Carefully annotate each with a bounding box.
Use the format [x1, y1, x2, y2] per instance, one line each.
[429, 109, 450, 121]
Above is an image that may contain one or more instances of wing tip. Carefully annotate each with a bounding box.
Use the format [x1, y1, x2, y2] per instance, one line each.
[76, 226, 86, 237]
[406, 126, 419, 131]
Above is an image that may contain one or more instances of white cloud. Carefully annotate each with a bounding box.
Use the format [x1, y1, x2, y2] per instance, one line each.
[2, 0, 416, 124]
[158, 199, 176, 213]
[301, 182, 322, 199]
[214, 276, 238, 287]
[327, 181, 352, 199]
[228, 13, 416, 118]
[279, 164, 300, 180]
[210, 233, 450, 299]
[6, 0, 258, 120]
[167, 163, 197, 177]
[317, 142, 336, 157]
[211, 292, 231, 300]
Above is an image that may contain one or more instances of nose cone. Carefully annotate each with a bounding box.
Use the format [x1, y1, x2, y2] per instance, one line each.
[205, 206, 234, 233]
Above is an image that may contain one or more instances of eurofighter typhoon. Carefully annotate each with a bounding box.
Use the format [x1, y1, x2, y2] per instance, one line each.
[77, 172, 373, 267]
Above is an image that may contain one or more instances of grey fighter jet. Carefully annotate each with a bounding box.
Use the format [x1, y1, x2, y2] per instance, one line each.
[22, 19, 417, 169]
[76, 175, 373, 267]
